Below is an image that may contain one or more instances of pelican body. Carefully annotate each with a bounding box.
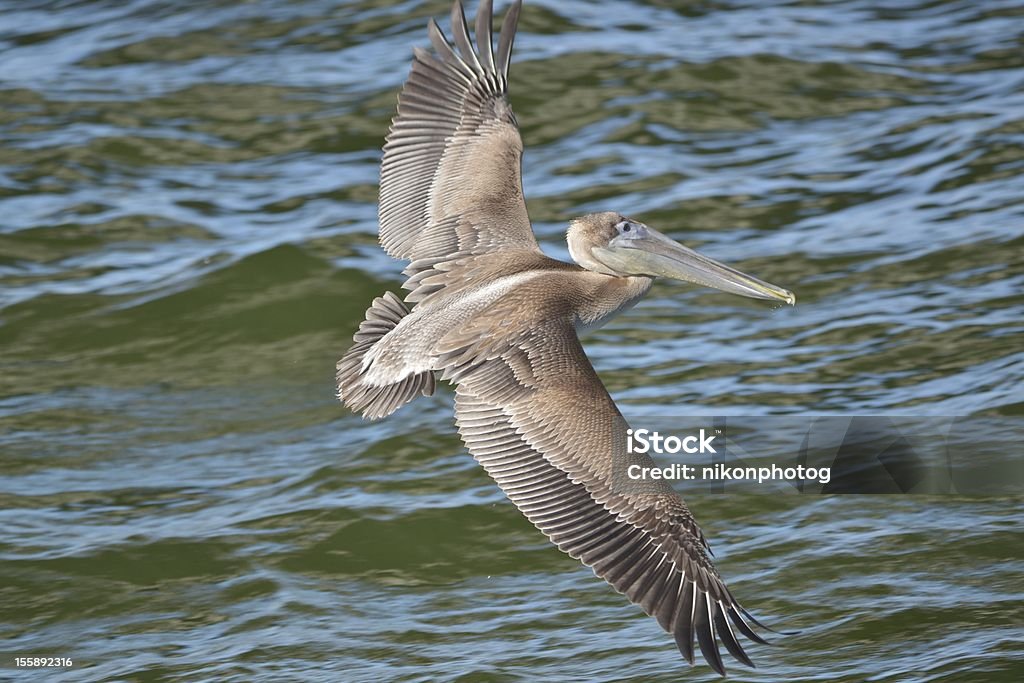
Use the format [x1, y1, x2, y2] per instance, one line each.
[337, 0, 795, 675]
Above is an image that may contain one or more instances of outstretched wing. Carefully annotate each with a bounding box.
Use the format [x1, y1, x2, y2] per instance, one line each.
[379, 0, 539, 265]
[450, 320, 770, 676]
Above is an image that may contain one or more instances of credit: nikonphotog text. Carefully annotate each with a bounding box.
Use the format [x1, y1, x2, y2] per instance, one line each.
[625, 462, 831, 484]
[623, 427, 831, 485]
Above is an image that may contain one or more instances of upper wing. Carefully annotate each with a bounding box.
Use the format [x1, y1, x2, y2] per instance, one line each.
[450, 320, 770, 675]
[379, 0, 540, 265]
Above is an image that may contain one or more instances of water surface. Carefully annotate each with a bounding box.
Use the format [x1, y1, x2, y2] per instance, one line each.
[1, 0, 1023, 681]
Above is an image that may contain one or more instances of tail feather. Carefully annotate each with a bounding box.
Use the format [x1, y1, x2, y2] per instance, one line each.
[336, 291, 435, 420]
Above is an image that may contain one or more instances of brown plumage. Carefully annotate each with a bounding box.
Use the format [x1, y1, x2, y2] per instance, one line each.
[337, 0, 795, 675]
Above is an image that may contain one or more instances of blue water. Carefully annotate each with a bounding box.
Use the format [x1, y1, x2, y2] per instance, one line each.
[1, 0, 1022, 680]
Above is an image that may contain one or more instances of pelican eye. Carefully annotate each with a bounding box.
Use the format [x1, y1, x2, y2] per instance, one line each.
[615, 220, 643, 240]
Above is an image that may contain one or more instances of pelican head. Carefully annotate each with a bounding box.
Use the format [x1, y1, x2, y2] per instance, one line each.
[567, 212, 796, 305]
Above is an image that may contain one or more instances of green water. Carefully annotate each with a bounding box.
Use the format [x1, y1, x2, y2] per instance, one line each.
[1, 0, 1022, 681]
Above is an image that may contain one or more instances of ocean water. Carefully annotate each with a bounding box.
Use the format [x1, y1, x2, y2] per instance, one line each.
[1, 0, 1022, 680]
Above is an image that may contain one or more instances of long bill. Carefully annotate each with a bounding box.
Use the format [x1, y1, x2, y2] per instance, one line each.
[594, 229, 796, 305]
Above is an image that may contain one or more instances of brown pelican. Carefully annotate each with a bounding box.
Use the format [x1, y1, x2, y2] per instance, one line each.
[337, 0, 795, 675]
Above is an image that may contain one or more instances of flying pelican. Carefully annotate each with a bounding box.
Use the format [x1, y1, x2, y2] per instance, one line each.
[337, 0, 795, 675]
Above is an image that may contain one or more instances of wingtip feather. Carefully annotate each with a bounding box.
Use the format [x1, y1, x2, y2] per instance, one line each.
[694, 592, 726, 676]
[475, 0, 496, 74]
[496, 0, 523, 79]
[715, 601, 755, 668]
[451, 0, 484, 74]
